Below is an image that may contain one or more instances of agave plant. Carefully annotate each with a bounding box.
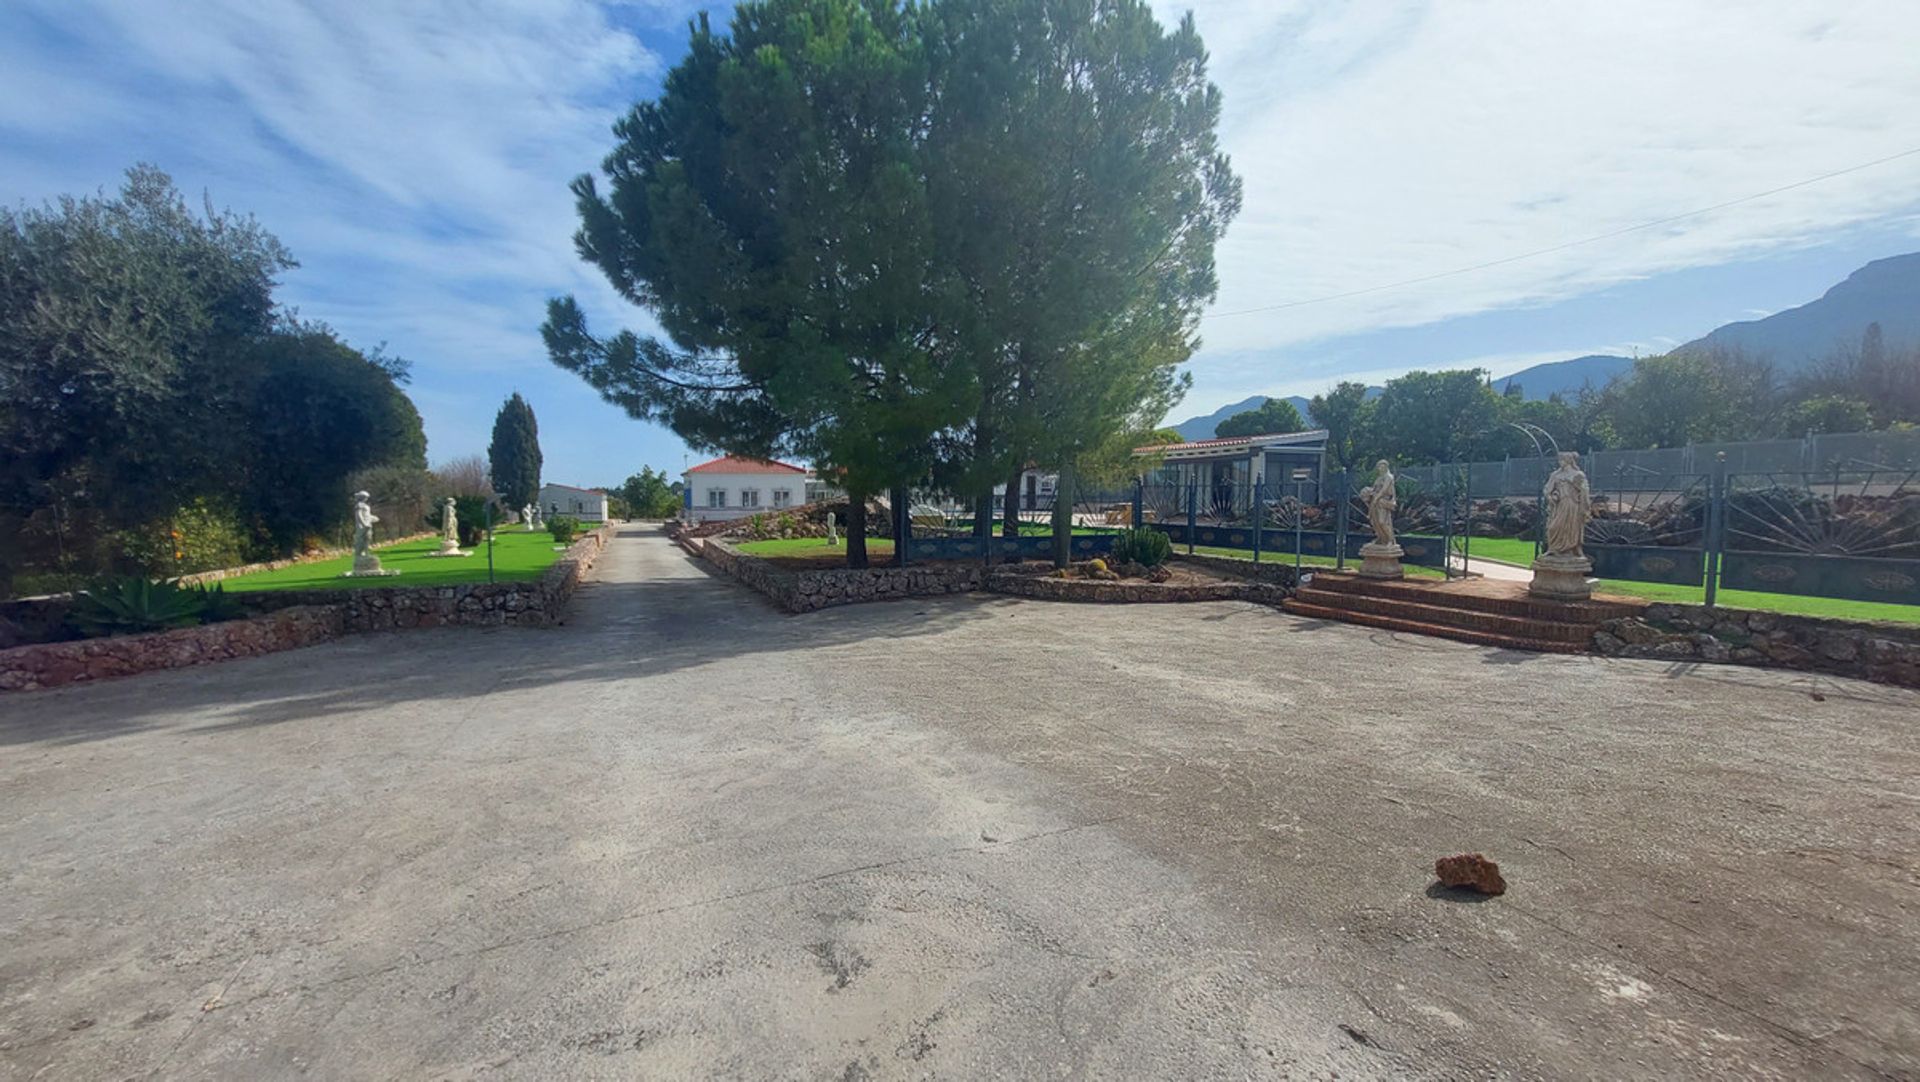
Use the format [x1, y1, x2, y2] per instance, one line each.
[67, 576, 207, 637]
[191, 581, 250, 623]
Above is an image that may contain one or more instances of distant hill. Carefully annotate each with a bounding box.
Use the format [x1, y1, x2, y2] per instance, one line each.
[1167, 395, 1265, 441]
[1171, 252, 1920, 434]
[1678, 251, 1920, 366]
[1493, 354, 1632, 399]
[1169, 393, 1350, 441]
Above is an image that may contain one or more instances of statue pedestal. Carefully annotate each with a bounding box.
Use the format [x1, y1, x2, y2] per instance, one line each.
[342, 553, 401, 578]
[1529, 553, 1594, 601]
[427, 539, 470, 558]
[1358, 542, 1405, 580]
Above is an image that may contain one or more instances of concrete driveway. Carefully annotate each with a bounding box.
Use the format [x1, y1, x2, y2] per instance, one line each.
[2, 527, 1916, 1079]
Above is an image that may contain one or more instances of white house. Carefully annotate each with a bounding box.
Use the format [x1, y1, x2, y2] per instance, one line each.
[684, 455, 808, 522]
[539, 483, 610, 523]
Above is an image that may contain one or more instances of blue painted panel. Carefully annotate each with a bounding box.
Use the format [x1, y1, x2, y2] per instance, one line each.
[1721, 551, 1920, 605]
[1589, 544, 1704, 586]
[903, 533, 1115, 562]
[1397, 535, 1448, 569]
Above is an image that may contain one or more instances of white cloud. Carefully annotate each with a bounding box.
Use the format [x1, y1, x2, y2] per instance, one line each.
[1, 0, 706, 475]
[1162, 1, 1920, 356]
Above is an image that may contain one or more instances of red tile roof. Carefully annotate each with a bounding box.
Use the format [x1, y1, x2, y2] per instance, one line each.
[686, 455, 807, 475]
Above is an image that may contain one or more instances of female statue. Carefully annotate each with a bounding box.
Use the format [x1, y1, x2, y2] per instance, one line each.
[352, 491, 378, 558]
[1361, 459, 1397, 547]
[1543, 451, 1590, 557]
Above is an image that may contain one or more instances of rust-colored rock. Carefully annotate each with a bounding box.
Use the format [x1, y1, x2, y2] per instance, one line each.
[1434, 853, 1506, 895]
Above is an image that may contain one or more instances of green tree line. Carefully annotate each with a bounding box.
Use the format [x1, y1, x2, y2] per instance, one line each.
[1214, 327, 1920, 471]
[0, 166, 429, 593]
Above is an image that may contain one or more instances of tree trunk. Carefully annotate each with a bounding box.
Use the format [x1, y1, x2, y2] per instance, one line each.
[1051, 463, 1075, 568]
[1002, 466, 1022, 537]
[891, 486, 909, 567]
[845, 495, 869, 569]
[973, 491, 993, 541]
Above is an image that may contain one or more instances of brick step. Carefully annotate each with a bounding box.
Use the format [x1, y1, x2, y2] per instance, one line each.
[1303, 571, 1641, 622]
[1280, 600, 1591, 654]
[1289, 586, 1595, 644]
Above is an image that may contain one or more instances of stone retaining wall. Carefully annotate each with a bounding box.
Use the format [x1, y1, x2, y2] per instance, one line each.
[701, 538, 983, 612]
[699, 538, 1296, 612]
[985, 568, 1279, 604]
[0, 527, 614, 692]
[1594, 602, 1920, 688]
[176, 531, 438, 586]
[1170, 552, 1300, 589]
[0, 605, 346, 692]
[241, 525, 612, 630]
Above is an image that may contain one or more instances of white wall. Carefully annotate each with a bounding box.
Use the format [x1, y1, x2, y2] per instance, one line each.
[539, 485, 609, 522]
[685, 471, 805, 522]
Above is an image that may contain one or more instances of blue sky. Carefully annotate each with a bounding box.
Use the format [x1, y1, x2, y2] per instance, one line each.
[4, 2, 1918, 484]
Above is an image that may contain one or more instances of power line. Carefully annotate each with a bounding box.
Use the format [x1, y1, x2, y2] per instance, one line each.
[1203, 144, 1920, 320]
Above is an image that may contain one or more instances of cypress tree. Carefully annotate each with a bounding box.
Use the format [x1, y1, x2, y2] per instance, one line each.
[488, 393, 543, 509]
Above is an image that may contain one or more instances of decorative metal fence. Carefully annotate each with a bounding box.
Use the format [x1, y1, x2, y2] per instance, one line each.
[1719, 468, 1920, 606]
[1138, 475, 1449, 570]
[1583, 470, 1710, 587]
[883, 461, 1920, 609]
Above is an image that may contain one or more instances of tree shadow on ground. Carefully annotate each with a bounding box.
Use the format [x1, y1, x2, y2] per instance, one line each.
[0, 542, 1001, 747]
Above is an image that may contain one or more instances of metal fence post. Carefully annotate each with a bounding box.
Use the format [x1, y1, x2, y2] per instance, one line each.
[1461, 460, 1473, 578]
[1186, 481, 1197, 556]
[1132, 479, 1143, 529]
[1252, 481, 1263, 564]
[1705, 452, 1727, 607]
[1334, 469, 1350, 571]
[1440, 462, 1455, 579]
[1294, 481, 1303, 577]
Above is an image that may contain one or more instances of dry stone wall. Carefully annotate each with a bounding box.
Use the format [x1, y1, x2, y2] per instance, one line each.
[701, 538, 982, 612]
[0, 605, 346, 692]
[1593, 602, 1920, 688]
[0, 527, 613, 692]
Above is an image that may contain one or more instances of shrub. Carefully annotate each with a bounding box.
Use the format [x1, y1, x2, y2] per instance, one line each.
[117, 498, 254, 576]
[1110, 527, 1172, 567]
[67, 576, 206, 637]
[191, 582, 249, 623]
[353, 464, 437, 539]
[430, 493, 493, 547]
[548, 515, 581, 544]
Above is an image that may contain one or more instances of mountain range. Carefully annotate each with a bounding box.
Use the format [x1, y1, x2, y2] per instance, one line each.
[1172, 251, 1920, 439]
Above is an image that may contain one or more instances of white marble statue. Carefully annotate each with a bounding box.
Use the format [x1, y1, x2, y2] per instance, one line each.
[430, 496, 469, 557]
[342, 491, 400, 577]
[1543, 452, 1591, 558]
[824, 512, 838, 546]
[1361, 459, 1398, 547]
[524, 503, 538, 531]
[1530, 451, 1595, 600]
[1356, 460, 1403, 579]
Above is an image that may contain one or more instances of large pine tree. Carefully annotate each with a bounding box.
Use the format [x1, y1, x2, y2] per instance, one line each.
[488, 393, 542, 509]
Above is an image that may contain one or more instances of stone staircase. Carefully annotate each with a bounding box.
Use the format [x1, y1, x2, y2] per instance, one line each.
[1282, 571, 1645, 653]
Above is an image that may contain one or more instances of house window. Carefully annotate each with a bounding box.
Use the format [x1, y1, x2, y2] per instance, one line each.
[740, 489, 760, 508]
[772, 489, 792, 508]
[707, 488, 726, 508]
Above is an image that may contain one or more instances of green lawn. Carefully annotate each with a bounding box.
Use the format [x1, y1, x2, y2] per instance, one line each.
[1186, 545, 1446, 579]
[1457, 535, 1920, 623]
[1586, 580, 1920, 624]
[1458, 536, 1540, 566]
[221, 528, 575, 592]
[734, 537, 895, 558]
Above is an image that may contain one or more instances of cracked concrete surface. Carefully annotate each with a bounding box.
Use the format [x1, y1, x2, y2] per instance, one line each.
[2, 525, 1916, 1078]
